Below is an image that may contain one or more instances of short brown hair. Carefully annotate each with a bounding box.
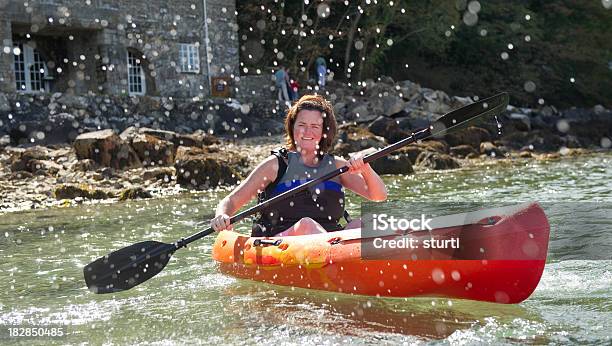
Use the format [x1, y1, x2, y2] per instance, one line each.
[284, 94, 337, 154]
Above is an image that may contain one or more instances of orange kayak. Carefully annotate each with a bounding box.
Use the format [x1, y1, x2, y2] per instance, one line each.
[212, 203, 550, 304]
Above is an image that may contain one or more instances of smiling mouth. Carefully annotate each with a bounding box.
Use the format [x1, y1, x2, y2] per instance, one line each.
[302, 137, 314, 140]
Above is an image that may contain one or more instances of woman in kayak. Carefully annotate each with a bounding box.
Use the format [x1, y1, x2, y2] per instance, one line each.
[211, 94, 387, 236]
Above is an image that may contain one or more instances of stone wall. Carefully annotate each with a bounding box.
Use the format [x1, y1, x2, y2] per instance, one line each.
[0, 0, 239, 98]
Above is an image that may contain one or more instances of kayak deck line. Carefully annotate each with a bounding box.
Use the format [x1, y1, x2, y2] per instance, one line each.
[212, 202, 550, 304]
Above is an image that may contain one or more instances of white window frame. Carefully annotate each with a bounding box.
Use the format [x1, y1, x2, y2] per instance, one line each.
[127, 51, 145, 96]
[13, 42, 49, 93]
[179, 43, 200, 73]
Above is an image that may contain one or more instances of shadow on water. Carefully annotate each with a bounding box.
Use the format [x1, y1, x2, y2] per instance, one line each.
[220, 280, 544, 341]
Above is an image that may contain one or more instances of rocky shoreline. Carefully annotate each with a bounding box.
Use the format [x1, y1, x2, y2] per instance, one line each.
[1, 77, 610, 213]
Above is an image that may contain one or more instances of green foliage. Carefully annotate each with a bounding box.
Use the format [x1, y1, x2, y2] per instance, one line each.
[236, 0, 612, 107]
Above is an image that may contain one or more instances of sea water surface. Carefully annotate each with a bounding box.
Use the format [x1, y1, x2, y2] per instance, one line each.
[0, 153, 610, 345]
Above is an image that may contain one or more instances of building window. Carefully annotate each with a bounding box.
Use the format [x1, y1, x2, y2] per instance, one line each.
[13, 43, 48, 93]
[127, 51, 145, 96]
[179, 43, 200, 73]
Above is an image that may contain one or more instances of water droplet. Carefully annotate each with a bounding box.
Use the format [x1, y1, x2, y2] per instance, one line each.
[556, 119, 570, 133]
[463, 11, 478, 26]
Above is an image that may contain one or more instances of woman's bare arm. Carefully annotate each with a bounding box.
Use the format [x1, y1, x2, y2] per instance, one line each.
[336, 155, 387, 202]
[212, 155, 279, 231]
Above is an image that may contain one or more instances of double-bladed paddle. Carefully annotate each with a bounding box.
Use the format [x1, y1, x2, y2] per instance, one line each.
[83, 92, 509, 294]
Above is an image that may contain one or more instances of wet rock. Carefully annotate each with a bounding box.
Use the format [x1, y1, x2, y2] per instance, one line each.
[29, 159, 63, 175]
[480, 142, 506, 158]
[8, 171, 33, 180]
[333, 125, 386, 157]
[119, 126, 139, 141]
[9, 146, 50, 172]
[73, 129, 141, 169]
[559, 147, 589, 157]
[397, 145, 424, 165]
[346, 103, 377, 123]
[370, 152, 414, 175]
[174, 146, 241, 189]
[142, 167, 175, 181]
[419, 140, 449, 154]
[398, 80, 421, 99]
[508, 113, 531, 131]
[140, 128, 218, 147]
[415, 151, 460, 170]
[367, 116, 410, 143]
[518, 151, 533, 158]
[380, 95, 406, 116]
[118, 187, 152, 201]
[450, 144, 477, 158]
[130, 133, 175, 167]
[53, 184, 109, 200]
[445, 126, 491, 149]
[71, 159, 97, 171]
[422, 90, 451, 114]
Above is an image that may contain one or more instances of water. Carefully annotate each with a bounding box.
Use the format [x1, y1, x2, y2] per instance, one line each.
[1, 153, 610, 344]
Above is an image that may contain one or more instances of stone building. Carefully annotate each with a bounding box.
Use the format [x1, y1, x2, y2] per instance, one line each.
[0, 0, 238, 98]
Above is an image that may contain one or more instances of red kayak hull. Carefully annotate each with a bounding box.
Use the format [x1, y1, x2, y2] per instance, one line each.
[212, 203, 550, 304]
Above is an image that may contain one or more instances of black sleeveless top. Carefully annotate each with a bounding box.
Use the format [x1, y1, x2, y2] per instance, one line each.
[252, 150, 345, 237]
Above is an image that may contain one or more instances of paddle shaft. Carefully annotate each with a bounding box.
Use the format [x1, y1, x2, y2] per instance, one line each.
[175, 127, 432, 248]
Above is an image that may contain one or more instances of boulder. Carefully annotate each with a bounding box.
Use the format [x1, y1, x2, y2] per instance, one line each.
[508, 113, 531, 131]
[174, 146, 241, 189]
[397, 145, 423, 165]
[53, 184, 109, 200]
[445, 126, 491, 149]
[450, 144, 477, 158]
[422, 90, 451, 114]
[415, 151, 460, 170]
[380, 95, 406, 116]
[332, 125, 386, 157]
[130, 133, 175, 167]
[9, 146, 50, 172]
[70, 159, 97, 172]
[418, 140, 449, 154]
[366, 116, 410, 143]
[28, 159, 63, 175]
[73, 129, 141, 169]
[479, 141, 506, 158]
[140, 128, 218, 147]
[346, 103, 378, 123]
[370, 153, 414, 175]
[142, 167, 175, 181]
[118, 187, 152, 201]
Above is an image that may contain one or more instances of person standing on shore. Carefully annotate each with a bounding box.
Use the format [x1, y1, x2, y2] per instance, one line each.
[289, 78, 300, 101]
[315, 57, 327, 89]
[275, 66, 290, 103]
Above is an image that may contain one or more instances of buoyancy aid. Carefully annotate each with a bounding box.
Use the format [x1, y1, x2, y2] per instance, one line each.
[252, 149, 349, 237]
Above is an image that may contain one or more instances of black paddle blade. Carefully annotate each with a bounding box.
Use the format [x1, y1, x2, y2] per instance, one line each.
[83, 240, 176, 294]
[430, 92, 509, 137]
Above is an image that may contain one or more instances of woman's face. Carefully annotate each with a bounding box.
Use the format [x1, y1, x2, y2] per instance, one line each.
[293, 109, 324, 154]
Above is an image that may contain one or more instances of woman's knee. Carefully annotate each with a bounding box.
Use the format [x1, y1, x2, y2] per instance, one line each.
[295, 217, 318, 229]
